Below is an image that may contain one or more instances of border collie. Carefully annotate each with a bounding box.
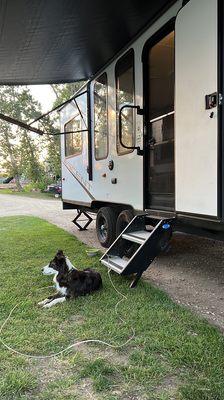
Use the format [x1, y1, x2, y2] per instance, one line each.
[38, 250, 102, 308]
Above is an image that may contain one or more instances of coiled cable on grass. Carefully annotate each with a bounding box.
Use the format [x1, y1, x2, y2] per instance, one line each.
[0, 270, 135, 359]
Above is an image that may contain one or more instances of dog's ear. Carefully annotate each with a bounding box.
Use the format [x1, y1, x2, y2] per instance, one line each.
[56, 250, 64, 259]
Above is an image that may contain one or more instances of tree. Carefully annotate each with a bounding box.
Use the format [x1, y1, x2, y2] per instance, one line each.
[40, 115, 61, 180]
[0, 86, 43, 189]
[0, 82, 85, 190]
[0, 122, 22, 190]
[19, 130, 44, 182]
[38, 82, 85, 179]
[51, 82, 84, 106]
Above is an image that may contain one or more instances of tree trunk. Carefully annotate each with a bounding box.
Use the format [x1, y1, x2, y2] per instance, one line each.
[5, 130, 22, 191]
[14, 174, 23, 191]
[50, 84, 60, 99]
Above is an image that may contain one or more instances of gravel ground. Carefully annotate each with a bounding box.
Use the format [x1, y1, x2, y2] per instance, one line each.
[0, 193, 224, 331]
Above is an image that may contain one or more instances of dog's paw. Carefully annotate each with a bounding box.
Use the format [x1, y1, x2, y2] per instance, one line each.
[43, 302, 53, 308]
[38, 298, 50, 306]
[43, 297, 66, 308]
[43, 301, 54, 308]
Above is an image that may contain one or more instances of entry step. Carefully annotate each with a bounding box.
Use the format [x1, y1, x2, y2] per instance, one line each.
[101, 255, 128, 273]
[100, 214, 175, 287]
[122, 230, 151, 244]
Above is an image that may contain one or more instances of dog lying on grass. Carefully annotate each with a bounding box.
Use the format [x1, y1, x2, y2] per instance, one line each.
[38, 250, 102, 308]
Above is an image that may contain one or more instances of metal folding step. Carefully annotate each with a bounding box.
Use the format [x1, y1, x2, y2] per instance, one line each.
[122, 230, 151, 244]
[100, 214, 175, 287]
[101, 255, 128, 273]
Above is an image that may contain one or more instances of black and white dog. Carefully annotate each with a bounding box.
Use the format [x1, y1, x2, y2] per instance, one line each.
[38, 250, 102, 308]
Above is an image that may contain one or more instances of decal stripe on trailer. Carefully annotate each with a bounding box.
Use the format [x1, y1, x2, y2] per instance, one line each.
[63, 161, 95, 200]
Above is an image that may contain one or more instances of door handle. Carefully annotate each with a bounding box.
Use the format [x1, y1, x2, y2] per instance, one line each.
[148, 137, 156, 147]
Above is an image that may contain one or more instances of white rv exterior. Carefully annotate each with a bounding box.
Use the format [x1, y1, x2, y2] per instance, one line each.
[60, 0, 223, 246]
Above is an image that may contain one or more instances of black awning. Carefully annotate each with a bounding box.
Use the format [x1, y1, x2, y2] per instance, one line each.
[0, 0, 175, 85]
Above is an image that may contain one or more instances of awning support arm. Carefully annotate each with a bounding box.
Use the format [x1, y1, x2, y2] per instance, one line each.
[0, 112, 88, 136]
[0, 85, 89, 136]
[29, 89, 88, 126]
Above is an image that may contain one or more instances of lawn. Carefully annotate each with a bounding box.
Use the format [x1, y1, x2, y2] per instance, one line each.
[0, 189, 58, 199]
[0, 216, 224, 400]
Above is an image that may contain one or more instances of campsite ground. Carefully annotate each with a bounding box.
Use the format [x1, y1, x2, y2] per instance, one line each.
[0, 187, 58, 199]
[0, 215, 224, 400]
[0, 193, 224, 332]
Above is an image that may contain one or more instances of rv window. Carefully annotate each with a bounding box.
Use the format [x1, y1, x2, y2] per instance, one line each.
[116, 49, 135, 155]
[94, 73, 108, 160]
[64, 116, 82, 157]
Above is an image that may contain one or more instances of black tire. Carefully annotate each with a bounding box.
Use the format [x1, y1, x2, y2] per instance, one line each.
[116, 209, 134, 237]
[96, 207, 118, 248]
[116, 209, 137, 258]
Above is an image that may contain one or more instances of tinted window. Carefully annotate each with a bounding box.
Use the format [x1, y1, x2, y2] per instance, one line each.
[116, 50, 135, 154]
[64, 116, 82, 157]
[94, 73, 108, 160]
[149, 31, 174, 120]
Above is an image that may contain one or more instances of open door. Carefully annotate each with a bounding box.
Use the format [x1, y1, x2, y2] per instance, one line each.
[143, 25, 175, 211]
[175, 0, 218, 217]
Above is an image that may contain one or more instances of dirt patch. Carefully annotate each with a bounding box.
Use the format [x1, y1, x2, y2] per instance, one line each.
[69, 314, 86, 324]
[63, 378, 97, 400]
[28, 358, 98, 399]
[58, 314, 86, 330]
[111, 385, 149, 400]
[74, 343, 129, 370]
[29, 358, 70, 384]
[153, 374, 180, 399]
[144, 233, 224, 332]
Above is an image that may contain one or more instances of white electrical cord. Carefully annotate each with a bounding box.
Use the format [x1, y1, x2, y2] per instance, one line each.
[0, 270, 135, 359]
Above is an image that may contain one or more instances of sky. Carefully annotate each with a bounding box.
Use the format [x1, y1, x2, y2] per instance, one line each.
[28, 85, 56, 112]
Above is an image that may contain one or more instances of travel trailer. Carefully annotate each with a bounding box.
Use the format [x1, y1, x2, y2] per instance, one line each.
[59, 0, 224, 256]
[0, 0, 223, 284]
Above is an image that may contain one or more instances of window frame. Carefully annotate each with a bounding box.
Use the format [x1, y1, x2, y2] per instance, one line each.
[115, 48, 135, 156]
[93, 72, 109, 161]
[64, 113, 83, 158]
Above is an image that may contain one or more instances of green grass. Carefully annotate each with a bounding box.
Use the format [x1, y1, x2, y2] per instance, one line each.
[0, 216, 224, 399]
[0, 189, 58, 199]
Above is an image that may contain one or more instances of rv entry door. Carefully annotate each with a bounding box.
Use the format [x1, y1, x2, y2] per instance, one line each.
[143, 27, 175, 211]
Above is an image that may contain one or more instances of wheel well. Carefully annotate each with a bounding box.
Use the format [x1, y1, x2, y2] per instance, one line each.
[91, 201, 134, 214]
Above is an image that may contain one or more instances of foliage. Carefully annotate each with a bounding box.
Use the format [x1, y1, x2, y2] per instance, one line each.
[39, 115, 61, 180]
[39, 82, 86, 179]
[19, 131, 44, 182]
[51, 82, 84, 107]
[0, 188, 58, 199]
[0, 216, 224, 399]
[0, 82, 86, 191]
[0, 86, 43, 189]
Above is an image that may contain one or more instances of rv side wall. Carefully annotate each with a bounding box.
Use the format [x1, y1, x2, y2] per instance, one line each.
[60, 1, 182, 212]
[60, 0, 220, 221]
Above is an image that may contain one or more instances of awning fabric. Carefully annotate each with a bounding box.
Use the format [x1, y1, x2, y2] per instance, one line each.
[0, 0, 175, 85]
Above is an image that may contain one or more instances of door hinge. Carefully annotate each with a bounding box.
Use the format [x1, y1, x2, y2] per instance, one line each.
[219, 93, 223, 106]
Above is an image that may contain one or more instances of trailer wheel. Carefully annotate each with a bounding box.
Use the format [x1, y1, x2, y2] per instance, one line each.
[116, 209, 137, 258]
[116, 209, 134, 237]
[96, 207, 117, 248]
